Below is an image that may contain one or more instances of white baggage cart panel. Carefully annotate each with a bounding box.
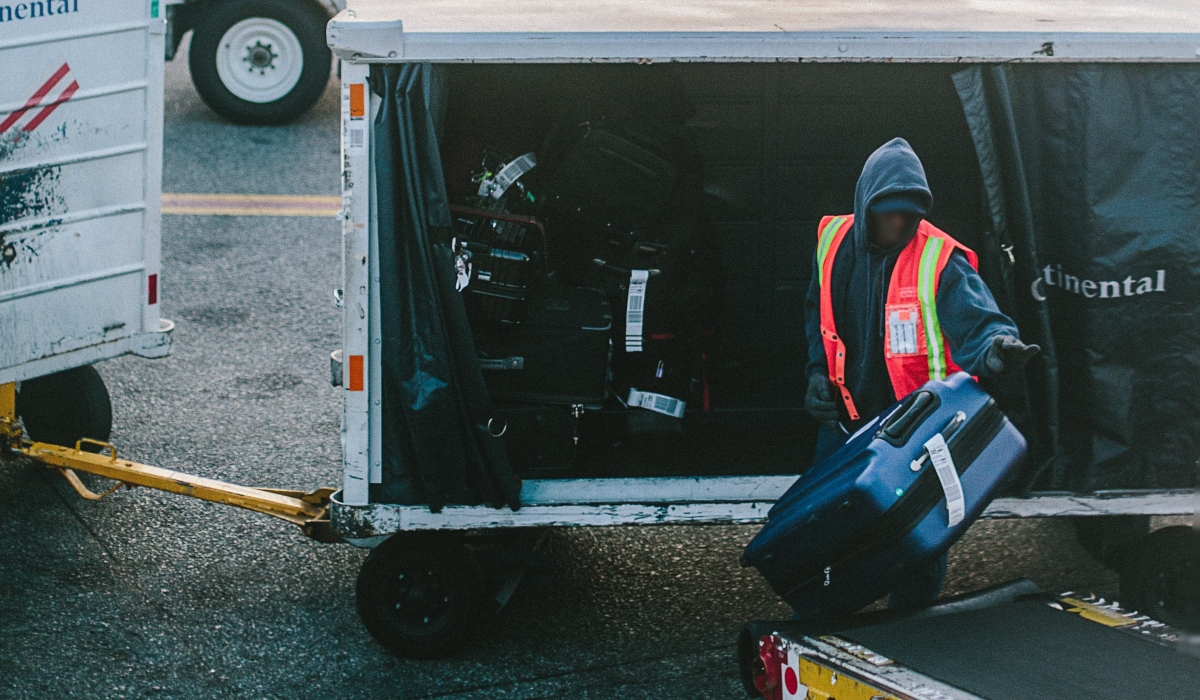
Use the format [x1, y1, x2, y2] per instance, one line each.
[0, 0, 172, 385]
[329, 0, 1200, 519]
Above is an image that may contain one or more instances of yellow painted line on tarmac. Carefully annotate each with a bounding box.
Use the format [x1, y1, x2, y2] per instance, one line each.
[162, 193, 341, 217]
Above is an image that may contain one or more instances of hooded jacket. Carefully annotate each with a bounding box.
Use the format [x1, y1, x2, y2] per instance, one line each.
[804, 138, 1019, 427]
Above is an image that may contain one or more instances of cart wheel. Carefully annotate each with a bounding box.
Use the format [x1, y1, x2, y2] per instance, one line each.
[188, 0, 331, 125]
[1073, 515, 1150, 570]
[1119, 526, 1195, 627]
[356, 532, 484, 659]
[16, 365, 112, 448]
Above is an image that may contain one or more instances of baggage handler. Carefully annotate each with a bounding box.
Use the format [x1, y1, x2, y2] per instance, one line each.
[803, 138, 1039, 608]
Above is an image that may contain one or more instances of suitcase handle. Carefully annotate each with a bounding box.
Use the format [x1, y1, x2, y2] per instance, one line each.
[876, 390, 941, 447]
[478, 356, 525, 371]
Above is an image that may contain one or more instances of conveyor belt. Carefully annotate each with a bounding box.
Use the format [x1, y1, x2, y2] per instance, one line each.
[840, 599, 1198, 700]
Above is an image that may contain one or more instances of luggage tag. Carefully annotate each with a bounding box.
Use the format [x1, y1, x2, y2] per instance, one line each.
[923, 433, 965, 527]
[452, 238, 472, 291]
[627, 388, 686, 418]
[625, 269, 649, 352]
[477, 152, 537, 199]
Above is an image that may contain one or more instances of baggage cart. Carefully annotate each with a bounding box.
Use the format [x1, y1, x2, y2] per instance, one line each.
[326, 0, 1199, 657]
[1, 0, 174, 447]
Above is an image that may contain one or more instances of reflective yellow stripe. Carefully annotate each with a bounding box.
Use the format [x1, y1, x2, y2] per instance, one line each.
[816, 216, 848, 285]
[918, 237, 946, 379]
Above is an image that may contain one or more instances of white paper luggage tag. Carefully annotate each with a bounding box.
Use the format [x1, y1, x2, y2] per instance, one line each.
[924, 433, 965, 527]
[625, 269, 649, 352]
[627, 389, 686, 418]
[477, 152, 537, 199]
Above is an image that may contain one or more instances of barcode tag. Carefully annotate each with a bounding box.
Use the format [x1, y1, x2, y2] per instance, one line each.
[477, 152, 537, 199]
[627, 389, 686, 418]
[342, 82, 369, 157]
[924, 433, 965, 527]
[625, 270, 649, 352]
[888, 308, 919, 355]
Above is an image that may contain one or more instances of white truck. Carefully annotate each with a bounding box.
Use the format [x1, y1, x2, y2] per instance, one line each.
[1, 0, 173, 446]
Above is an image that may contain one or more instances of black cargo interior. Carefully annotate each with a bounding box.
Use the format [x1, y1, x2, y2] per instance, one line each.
[437, 63, 988, 478]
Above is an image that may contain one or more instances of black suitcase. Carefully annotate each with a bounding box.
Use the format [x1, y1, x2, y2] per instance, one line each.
[543, 105, 703, 242]
[451, 205, 548, 326]
[476, 286, 612, 408]
[491, 403, 580, 471]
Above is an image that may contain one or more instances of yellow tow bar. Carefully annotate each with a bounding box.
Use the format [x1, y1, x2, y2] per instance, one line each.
[1, 382, 338, 542]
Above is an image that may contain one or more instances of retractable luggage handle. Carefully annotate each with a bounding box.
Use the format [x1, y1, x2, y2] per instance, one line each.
[909, 411, 967, 472]
[448, 205, 549, 262]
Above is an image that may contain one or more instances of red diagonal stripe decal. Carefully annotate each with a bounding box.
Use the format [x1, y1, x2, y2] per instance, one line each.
[0, 62, 70, 134]
[23, 80, 79, 133]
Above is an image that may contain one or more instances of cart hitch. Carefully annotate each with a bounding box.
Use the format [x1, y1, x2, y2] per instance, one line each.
[1, 385, 339, 542]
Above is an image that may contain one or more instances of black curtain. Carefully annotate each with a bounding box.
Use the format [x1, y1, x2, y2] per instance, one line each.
[954, 64, 1200, 492]
[370, 63, 521, 511]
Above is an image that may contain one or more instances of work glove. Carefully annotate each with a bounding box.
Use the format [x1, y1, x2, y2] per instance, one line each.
[983, 335, 1041, 376]
[805, 373, 841, 423]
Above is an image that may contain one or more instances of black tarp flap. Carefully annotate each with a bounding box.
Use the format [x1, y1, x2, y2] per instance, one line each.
[370, 64, 521, 511]
[955, 64, 1200, 492]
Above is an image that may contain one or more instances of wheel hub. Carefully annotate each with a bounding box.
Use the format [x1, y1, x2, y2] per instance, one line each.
[245, 41, 277, 72]
[389, 570, 453, 632]
[214, 17, 305, 103]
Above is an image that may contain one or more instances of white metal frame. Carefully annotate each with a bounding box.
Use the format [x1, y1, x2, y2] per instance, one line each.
[329, 478, 1194, 544]
[339, 61, 373, 505]
[330, 27, 1200, 65]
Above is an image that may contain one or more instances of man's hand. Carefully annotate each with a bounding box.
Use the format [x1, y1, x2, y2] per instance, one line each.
[805, 373, 841, 422]
[984, 335, 1040, 375]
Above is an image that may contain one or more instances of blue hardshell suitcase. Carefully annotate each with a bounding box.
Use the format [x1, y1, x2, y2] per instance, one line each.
[742, 372, 1026, 620]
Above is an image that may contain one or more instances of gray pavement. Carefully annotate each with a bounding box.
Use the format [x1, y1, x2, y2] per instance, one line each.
[1, 42, 1130, 699]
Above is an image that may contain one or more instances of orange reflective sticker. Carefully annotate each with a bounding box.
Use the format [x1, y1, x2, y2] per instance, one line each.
[348, 354, 364, 391]
[349, 83, 365, 118]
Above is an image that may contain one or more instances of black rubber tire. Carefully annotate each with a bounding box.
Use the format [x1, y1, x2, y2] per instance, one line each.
[1073, 515, 1151, 571]
[16, 365, 112, 447]
[188, 0, 331, 125]
[1119, 526, 1196, 628]
[356, 533, 484, 659]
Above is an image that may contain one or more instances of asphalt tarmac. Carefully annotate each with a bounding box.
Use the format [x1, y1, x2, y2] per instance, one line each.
[0, 43, 1142, 699]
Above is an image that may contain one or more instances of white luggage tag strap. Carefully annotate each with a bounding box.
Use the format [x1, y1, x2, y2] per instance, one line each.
[923, 432, 965, 527]
[627, 389, 686, 418]
[477, 152, 537, 199]
[624, 269, 649, 352]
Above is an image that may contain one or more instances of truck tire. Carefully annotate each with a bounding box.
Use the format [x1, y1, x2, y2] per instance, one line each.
[1119, 526, 1195, 628]
[16, 365, 112, 448]
[189, 0, 331, 125]
[356, 532, 484, 659]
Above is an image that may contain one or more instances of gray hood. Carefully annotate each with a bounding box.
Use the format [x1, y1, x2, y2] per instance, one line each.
[852, 137, 933, 251]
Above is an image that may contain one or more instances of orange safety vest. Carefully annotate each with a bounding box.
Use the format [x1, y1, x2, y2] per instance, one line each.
[816, 215, 979, 421]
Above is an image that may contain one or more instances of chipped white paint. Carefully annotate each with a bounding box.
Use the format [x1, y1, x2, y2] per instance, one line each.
[330, 478, 1194, 541]
[0, 1, 171, 385]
